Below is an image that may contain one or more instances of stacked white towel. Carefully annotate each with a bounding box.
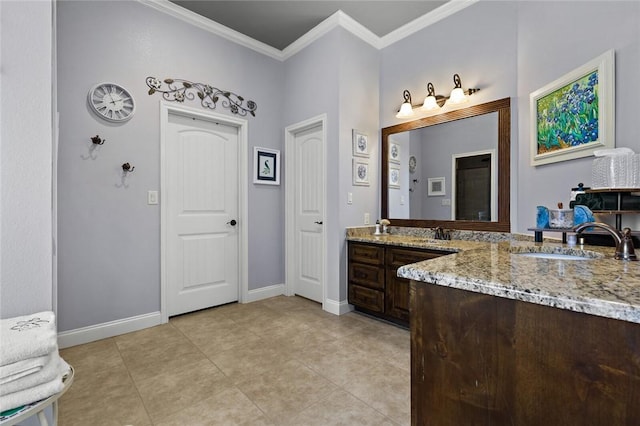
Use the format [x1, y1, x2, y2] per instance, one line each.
[0, 311, 70, 413]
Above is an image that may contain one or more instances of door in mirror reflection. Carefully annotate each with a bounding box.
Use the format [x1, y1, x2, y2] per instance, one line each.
[454, 153, 492, 221]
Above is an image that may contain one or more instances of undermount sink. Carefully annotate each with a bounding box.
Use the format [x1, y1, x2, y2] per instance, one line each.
[510, 246, 603, 261]
[514, 252, 593, 260]
[420, 239, 446, 244]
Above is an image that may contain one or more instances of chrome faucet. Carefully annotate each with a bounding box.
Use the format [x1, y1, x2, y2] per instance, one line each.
[573, 222, 637, 261]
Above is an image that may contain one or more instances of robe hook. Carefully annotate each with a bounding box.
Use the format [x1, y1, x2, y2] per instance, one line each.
[91, 135, 105, 145]
[122, 162, 135, 172]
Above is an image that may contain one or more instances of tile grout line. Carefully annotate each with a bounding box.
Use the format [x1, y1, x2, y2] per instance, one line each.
[111, 335, 156, 425]
[168, 313, 275, 422]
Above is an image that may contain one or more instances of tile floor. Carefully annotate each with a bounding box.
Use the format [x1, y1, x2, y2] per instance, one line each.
[59, 296, 410, 425]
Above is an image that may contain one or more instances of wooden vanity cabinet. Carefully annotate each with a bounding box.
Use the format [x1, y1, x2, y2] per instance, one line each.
[348, 243, 385, 314]
[348, 241, 445, 326]
[410, 281, 640, 425]
[385, 248, 444, 324]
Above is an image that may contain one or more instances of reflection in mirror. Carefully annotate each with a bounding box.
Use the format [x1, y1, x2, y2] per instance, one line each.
[382, 98, 510, 232]
[388, 113, 497, 221]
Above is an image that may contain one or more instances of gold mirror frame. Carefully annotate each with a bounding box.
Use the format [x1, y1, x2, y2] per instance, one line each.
[381, 97, 511, 232]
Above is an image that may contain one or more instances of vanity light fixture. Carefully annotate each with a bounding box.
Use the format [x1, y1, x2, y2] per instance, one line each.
[395, 74, 480, 118]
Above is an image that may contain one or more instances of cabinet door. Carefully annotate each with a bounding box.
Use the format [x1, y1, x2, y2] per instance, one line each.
[386, 248, 444, 323]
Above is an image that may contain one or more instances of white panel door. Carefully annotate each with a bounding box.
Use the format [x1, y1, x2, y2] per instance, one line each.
[294, 124, 324, 302]
[166, 112, 239, 316]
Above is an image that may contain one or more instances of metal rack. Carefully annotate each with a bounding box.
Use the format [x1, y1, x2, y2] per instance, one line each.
[529, 188, 640, 243]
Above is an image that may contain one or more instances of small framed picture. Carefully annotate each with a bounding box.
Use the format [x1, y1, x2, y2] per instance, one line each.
[389, 166, 400, 189]
[427, 177, 445, 196]
[253, 147, 280, 185]
[389, 141, 400, 164]
[352, 158, 370, 186]
[352, 130, 369, 157]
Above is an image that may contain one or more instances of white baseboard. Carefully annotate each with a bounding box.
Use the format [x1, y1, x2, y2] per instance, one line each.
[57, 311, 162, 349]
[244, 283, 285, 303]
[323, 298, 353, 315]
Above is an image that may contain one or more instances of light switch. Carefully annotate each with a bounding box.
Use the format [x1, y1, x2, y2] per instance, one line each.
[400, 196, 405, 205]
[348, 192, 353, 204]
[148, 190, 159, 205]
[442, 198, 451, 206]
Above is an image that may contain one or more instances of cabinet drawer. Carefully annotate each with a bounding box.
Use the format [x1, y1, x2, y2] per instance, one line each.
[348, 284, 384, 313]
[386, 247, 445, 268]
[349, 262, 385, 290]
[349, 242, 384, 265]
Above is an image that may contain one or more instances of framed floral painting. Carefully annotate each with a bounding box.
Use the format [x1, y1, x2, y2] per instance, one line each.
[352, 130, 369, 157]
[389, 141, 400, 164]
[530, 50, 615, 166]
[352, 159, 369, 186]
[389, 166, 400, 189]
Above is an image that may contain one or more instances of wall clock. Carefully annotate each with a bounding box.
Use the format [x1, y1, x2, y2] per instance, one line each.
[409, 155, 417, 173]
[87, 82, 136, 122]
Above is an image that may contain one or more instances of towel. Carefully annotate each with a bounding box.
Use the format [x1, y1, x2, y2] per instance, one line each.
[0, 358, 70, 412]
[0, 354, 48, 385]
[0, 311, 57, 366]
[0, 352, 62, 396]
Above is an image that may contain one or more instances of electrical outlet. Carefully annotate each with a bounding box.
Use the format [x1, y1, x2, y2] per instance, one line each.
[442, 198, 451, 206]
[364, 213, 370, 225]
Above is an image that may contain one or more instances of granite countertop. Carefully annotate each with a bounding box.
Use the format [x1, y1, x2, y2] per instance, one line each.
[347, 229, 640, 324]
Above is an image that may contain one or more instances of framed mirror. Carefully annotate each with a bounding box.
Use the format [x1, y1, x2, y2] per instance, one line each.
[381, 97, 510, 232]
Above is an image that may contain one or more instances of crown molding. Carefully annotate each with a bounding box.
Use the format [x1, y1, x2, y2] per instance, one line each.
[139, 0, 479, 62]
[138, 0, 284, 61]
[380, 0, 480, 48]
[281, 10, 380, 60]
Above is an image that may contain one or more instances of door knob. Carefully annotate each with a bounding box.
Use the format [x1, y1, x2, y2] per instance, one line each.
[227, 219, 237, 226]
[314, 221, 323, 225]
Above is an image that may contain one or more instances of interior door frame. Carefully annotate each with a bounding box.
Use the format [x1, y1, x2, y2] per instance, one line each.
[159, 102, 248, 323]
[450, 148, 496, 221]
[284, 114, 327, 308]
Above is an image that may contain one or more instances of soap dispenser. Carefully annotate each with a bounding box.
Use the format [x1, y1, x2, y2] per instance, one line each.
[374, 220, 382, 235]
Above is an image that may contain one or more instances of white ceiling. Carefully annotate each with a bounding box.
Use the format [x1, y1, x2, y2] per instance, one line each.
[170, 1, 449, 51]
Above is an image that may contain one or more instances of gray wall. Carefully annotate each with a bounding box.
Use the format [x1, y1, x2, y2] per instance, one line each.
[336, 28, 380, 301]
[516, 1, 640, 232]
[282, 29, 341, 302]
[1, 0, 54, 319]
[47, 0, 640, 333]
[56, 1, 283, 331]
[418, 113, 497, 219]
[380, 0, 518, 227]
[381, 1, 639, 234]
[282, 27, 380, 302]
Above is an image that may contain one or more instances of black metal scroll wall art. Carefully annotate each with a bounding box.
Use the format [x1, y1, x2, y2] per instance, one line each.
[145, 77, 257, 117]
